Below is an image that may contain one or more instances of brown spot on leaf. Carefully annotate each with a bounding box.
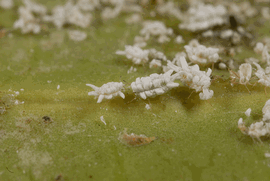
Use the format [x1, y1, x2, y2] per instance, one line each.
[118, 128, 156, 147]
[160, 137, 174, 144]
[55, 174, 62, 181]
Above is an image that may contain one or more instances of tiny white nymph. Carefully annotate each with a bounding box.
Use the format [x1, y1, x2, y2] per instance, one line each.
[87, 82, 125, 103]
[116, 45, 149, 65]
[245, 108, 251, 117]
[127, 66, 137, 74]
[202, 30, 214, 38]
[253, 62, 270, 87]
[156, 1, 182, 20]
[125, 14, 142, 24]
[263, 99, 270, 115]
[179, 3, 227, 32]
[220, 29, 233, 39]
[184, 44, 219, 64]
[148, 48, 167, 61]
[145, 104, 151, 110]
[175, 35, 185, 44]
[68, 30, 87, 41]
[140, 21, 173, 43]
[238, 118, 248, 135]
[248, 121, 268, 142]
[238, 99, 270, 143]
[254, 42, 264, 54]
[199, 89, 214, 100]
[262, 46, 270, 64]
[238, 63, 252, 84]
[218, 63, 227, 70]
[149, 59, 162, 69]
[131, 70, 179, 99]
[263, 99, 270, 121]
[0, 0, 13, 9]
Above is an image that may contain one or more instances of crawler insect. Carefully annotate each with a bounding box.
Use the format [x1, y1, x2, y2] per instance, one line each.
[253, 62, 270, 95]
[229, 63, 253, 93]
[238, 105, 270, 143]
[86, 82, 125, 103]
[118, 128, 156, 147]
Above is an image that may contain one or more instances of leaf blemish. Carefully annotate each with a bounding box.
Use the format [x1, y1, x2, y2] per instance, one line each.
[118, 128, 156, 147]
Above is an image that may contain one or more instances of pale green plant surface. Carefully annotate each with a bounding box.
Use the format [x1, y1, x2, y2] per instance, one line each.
[1, 2, 270, 181]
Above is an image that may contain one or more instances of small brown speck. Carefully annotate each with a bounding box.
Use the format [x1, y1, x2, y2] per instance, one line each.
[160, 137, 174, 144]
[55, 174, 62, 181]
[42, 116, 52, 123]
[0, 29, 6, 38]
[25, 119, 32, 124]
[118, 128, 156, 147]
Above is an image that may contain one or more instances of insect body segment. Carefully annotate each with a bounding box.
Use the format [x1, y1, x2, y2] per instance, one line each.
[86, 82, 125, 103]
[131, 70, 179, 99]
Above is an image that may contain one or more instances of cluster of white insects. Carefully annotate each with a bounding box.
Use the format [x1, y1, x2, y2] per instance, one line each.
[179, 3, 227, 32]
[86, 54, 214, 103]
[116, 45, 149, 65]
[87, 38, 270, 107]
[87, 37, 270, 145]
[238, 100, 270, 143]
[167, 56, 213, 100]
[184, 44, 220, 65]
[86, 70, 180, 103]
[4, 0, 270, 144]
[237, 42, 270, 142]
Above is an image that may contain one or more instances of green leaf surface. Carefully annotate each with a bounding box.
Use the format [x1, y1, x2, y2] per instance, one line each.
[1, 1, 270, 181]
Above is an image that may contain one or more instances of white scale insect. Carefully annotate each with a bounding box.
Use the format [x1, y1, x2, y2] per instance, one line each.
[131, 70, 179, 99]
[116, 45, 149, 65]
[86, 82, 125, 103]
[167, 56, 214, 100]
[238, 100, 270, 143]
